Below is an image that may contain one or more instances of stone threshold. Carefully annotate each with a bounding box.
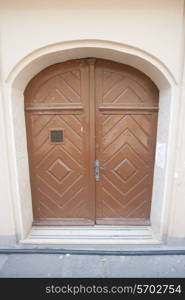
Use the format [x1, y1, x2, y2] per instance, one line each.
[21, 225, 161, 245]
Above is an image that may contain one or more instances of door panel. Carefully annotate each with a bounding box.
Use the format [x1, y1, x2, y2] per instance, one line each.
[95, 60, 158, 225]
[95, 112, 158, 225]
[25, 60, 95, 225]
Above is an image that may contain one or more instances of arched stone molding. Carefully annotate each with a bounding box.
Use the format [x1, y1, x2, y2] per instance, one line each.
[7, 40, 175, 90]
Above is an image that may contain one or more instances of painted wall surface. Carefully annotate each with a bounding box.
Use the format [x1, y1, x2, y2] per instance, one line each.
[0, 86, 15, 238]
[0, 0, 184, 81]
[0, 0, 185, 245]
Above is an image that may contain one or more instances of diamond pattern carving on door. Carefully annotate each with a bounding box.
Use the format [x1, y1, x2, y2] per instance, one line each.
[96, 113, 157, 224]
[25, 60, 94, 225]
[28, 113, 91, 222]
[114, 158, 136, 181]
[48, 159, 70, 182]
[95, 60, 158, 225]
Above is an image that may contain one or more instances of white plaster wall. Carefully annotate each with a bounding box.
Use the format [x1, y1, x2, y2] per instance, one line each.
[0, 35, 15, 241]
[0, 84, 15, 240]
[0, 0, 184, 81]
[168, 48, 185, 240]
[0, 0, 185, 244]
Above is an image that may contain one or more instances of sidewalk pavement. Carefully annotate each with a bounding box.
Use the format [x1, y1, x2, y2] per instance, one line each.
[0, 254, 185, 277]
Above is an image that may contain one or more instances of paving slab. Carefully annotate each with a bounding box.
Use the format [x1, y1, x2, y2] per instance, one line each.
[0, 255, 8, 271]
[0, 254, 185, 278]
[103, 255, 185, 278]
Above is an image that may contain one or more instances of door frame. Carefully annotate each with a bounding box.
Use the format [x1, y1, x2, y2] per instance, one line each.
[3, 40, 177, 245]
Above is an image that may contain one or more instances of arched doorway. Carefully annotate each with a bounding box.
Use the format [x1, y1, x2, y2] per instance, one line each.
[24, 58, 159, 226]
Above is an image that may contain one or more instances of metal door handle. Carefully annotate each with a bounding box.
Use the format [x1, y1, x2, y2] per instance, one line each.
[95, 160, 106, 181]
[95, 160, 100, 181]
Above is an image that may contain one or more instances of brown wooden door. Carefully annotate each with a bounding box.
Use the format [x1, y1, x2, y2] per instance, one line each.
[95, 60, 159, 225]
[25, 59, 159, 226]
[25, 60, 95, 225]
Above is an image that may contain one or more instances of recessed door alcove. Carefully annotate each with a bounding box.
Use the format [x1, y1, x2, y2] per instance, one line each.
[6, 40, 174, 244]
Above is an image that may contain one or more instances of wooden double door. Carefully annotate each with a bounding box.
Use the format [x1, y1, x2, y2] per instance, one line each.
[25, 58, 159, 226]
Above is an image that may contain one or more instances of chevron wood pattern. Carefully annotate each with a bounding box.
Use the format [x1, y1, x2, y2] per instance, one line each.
[32, 71, 81, 104]
[25, 60, 94, 225]
[27, 112, 92, 222]
[96, 113, 157, 222]
[25, 58, 159, 226]
[95, 60, 158, 225]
